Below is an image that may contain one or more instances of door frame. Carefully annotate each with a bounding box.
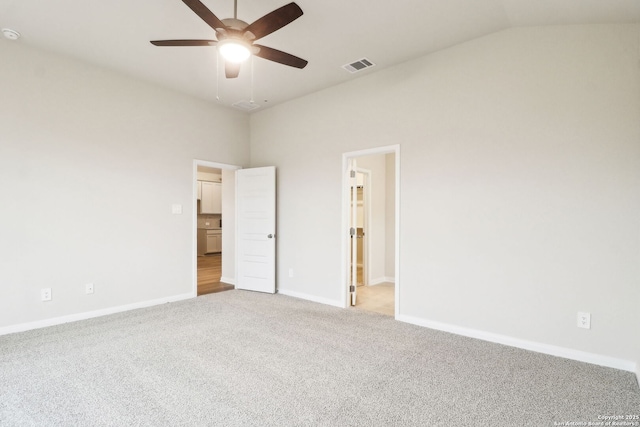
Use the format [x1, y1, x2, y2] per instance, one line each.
[192, 159, 242, 298]
[341, 145, 400, 316]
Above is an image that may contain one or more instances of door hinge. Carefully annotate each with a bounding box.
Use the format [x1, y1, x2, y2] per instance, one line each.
[350, 170, 356, 178]
[350, 227, 355, 236]
[350, 285, 355, 292]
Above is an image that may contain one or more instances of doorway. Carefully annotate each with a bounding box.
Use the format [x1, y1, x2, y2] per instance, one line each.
[193, 160, 241, 297]
[342, 145, 400, 317]
[350, 170, 369, 288]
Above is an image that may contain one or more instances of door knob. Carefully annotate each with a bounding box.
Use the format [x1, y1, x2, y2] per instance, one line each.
[268, 234, 274, 239]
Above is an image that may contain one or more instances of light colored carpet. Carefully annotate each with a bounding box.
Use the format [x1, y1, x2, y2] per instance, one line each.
[1, 290, 638, 426]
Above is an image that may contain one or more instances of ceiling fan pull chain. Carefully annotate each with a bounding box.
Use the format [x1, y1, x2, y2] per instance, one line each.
[216, 50, 221, 101]
[250, 55, 255, 104]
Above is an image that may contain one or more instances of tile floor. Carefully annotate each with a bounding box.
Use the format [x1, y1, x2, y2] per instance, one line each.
[353, 283, 395, 316]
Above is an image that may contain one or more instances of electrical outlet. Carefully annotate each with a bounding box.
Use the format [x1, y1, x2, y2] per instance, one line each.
[577, 312, 591, 329]
[85, 283, 94, 294]
[288, 268, 294, 278]
[41, 288, 52, 302]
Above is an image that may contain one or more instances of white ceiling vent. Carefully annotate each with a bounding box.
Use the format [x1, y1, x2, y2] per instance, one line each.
[342, 58, 375, 74]
[232, 100, 260, 112]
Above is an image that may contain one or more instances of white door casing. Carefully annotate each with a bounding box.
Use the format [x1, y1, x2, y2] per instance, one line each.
[235, 166, 276, 293]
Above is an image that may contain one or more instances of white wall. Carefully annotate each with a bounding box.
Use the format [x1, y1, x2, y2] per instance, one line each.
[221, 168, 236, 283]
[0, 40, 249, 330]
[250, 24, 640, 370]
[637, 348, 640, 386]
[385, 153, 396, 279]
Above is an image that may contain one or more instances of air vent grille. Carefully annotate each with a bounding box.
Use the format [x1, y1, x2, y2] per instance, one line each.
[232, 100, 260, 112]
[342, 58, 375, 74]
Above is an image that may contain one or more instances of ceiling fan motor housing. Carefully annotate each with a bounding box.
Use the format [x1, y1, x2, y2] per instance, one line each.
[220, 18, 249, 32]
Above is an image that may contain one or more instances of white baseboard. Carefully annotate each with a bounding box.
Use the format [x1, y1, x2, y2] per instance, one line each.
[277, 288, 344, 308]
[0, 293, 194, 337]
[369, 277, 395, 286]
[396, 314, 636, 373]
[219, 277, 235, 285]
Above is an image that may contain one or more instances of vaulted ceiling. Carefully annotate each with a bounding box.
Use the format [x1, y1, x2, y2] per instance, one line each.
[1, 0, 639, 112]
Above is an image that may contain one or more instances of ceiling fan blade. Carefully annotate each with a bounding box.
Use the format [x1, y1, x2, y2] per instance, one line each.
[225, 62, 241, 78]
[182, 0, 226, 31]
[254, 44, 307, 69]
[243, 2, 303, 41]
[150, 39, 217, 47]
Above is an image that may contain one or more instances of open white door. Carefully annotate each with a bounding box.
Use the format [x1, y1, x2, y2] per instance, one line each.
[235, 166, 276, 293]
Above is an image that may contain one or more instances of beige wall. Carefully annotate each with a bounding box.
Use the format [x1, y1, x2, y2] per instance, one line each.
[251, 24, 640, 369]
[0, 40, 250, 329]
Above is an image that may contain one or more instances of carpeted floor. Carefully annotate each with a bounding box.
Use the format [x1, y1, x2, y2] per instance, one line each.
[1, 290, 638, 426]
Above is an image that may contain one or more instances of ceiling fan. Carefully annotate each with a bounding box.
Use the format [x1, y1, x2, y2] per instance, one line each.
[151, 0, 308, 79]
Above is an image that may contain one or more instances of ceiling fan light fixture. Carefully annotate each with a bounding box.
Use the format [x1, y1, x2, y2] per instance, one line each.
[218, 39, 251, 63]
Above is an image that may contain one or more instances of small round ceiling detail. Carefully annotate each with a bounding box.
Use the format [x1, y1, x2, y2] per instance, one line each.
[2, 29, 21, 40]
